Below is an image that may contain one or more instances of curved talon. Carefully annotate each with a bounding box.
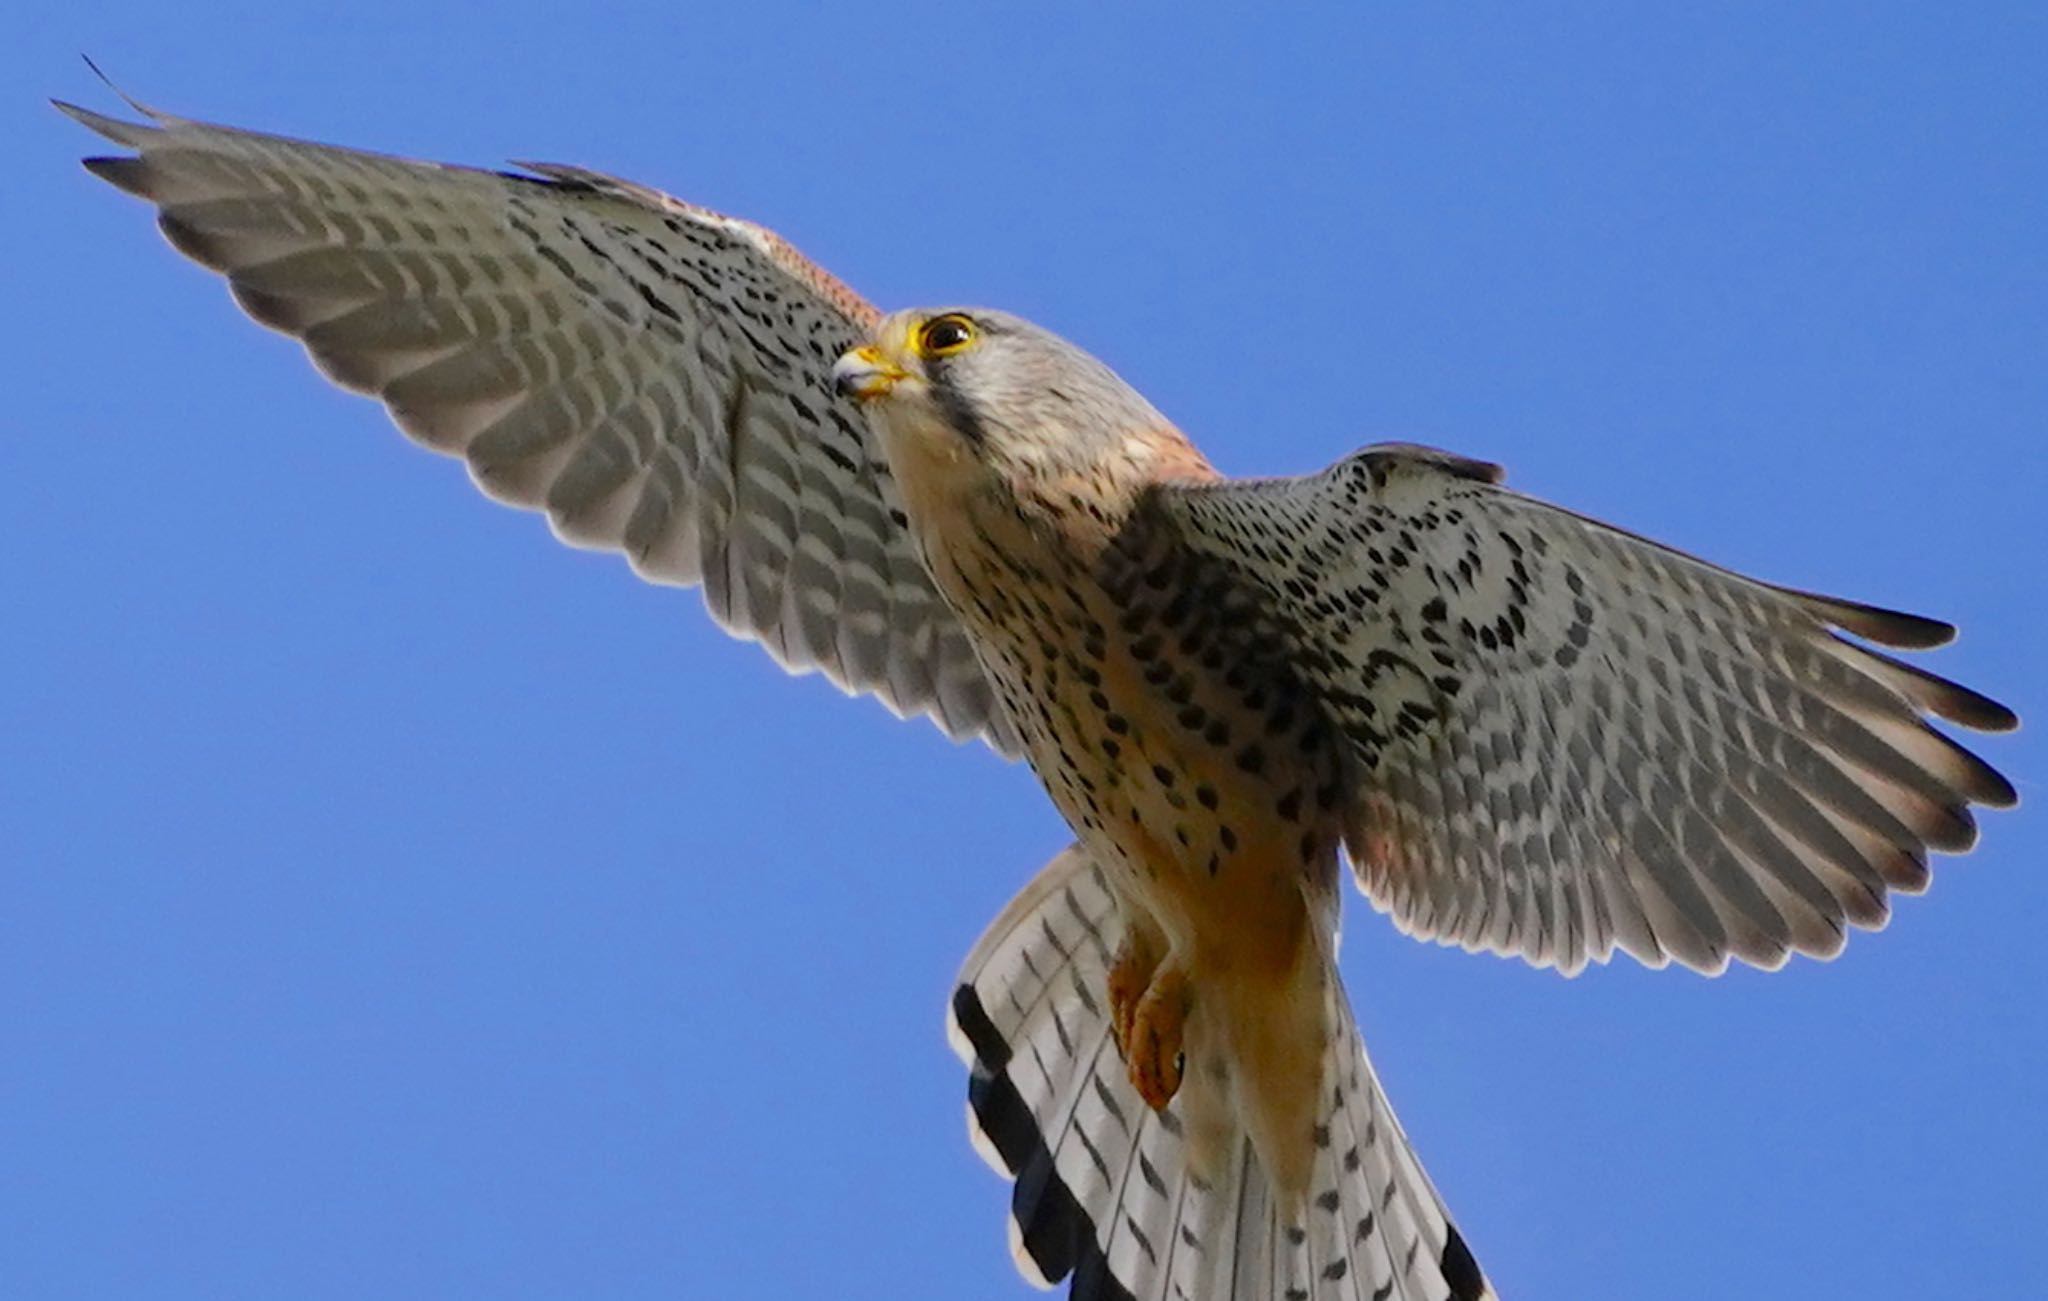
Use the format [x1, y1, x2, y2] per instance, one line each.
[1127, 966, 1191, 1110]
[1107, 929, 1160, 1060]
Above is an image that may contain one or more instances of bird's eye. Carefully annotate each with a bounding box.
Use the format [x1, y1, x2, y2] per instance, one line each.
[918, 314, 978, 357]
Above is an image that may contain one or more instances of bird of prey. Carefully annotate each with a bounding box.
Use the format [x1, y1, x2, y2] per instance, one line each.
[62, 91, 2016, 1301]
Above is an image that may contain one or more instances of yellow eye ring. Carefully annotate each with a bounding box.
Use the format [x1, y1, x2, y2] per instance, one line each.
[917, 313, 978, 358]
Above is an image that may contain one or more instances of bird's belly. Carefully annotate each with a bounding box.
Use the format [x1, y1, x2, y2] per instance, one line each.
[1020, 647, 1341, 973]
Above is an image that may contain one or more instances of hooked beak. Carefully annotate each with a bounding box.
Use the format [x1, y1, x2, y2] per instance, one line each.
[832, 345, 908, 402]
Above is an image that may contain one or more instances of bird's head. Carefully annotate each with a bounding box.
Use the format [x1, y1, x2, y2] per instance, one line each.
[831, 308, 1174, 491]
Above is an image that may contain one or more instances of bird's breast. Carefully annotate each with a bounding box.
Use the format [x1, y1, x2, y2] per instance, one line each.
[936, 497, 1346, 964]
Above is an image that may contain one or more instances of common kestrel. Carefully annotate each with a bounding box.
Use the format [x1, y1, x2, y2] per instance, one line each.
[63, 93, 2016, 1301]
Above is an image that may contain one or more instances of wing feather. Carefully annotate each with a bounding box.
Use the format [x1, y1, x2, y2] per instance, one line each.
[1155, 444, 2014, 975]
[62, 97, 1019, 755]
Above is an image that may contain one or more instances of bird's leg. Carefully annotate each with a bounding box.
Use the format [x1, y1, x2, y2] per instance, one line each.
[1109, 910, 1188, 1110]
[1107, 916, 1163, 1058]
[1126, 961, 1191, 1111]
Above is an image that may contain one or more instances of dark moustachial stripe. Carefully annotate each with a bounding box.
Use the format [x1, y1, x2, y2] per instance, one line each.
[928, 354, 991, 447]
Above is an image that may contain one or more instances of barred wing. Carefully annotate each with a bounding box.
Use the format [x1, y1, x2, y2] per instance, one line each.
[62, 97, 1018, 755]
[1158, 444, 2016, 975]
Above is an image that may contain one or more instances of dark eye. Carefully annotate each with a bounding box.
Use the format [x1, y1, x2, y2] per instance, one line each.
[918, 314, 978, 357]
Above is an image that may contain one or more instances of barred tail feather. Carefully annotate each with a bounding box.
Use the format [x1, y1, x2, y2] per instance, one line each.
[949, 846, 1495, 1300]
[1301, 973, 1495, 1301]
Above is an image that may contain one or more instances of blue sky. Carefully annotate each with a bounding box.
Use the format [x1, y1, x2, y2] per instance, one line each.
[6, 6, 2043, 1299]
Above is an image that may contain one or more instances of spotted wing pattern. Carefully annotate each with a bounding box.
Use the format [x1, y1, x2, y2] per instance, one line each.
[1156, 444, 2017, 975]
[62, 98, 1017, 754]
[950, 846, 1492, 1300]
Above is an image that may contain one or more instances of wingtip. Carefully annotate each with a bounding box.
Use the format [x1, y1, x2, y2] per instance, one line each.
[1789, 587, 1957, 649]
[1974, 697, 2022, 736]
[79, 54, 168, 121]
[1978, 766, 2021, 811]
[1952, 690, 2020, 737]
[58, 58, 185, 147]
[54, 97, 143, 145]
[79, 154, 152, 196]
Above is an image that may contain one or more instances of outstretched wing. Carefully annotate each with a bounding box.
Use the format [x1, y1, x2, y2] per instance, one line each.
[1155, 443, 2016, 975]
[61, 96, 1018, 755]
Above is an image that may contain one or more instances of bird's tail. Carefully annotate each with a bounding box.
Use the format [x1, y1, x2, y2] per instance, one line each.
[948, 844, 1496, 1301]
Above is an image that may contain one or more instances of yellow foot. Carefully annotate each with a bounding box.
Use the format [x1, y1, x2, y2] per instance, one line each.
[1127, 966, 1191, 1111]
[1107, 929, 1160, 1059]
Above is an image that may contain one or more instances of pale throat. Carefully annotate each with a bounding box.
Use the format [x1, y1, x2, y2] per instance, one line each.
[869, 406, 989, 576]
[877, 407, 1076, 566]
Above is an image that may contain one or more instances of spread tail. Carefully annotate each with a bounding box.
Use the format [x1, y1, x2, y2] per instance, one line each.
[948, 845, 1496, 1300]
